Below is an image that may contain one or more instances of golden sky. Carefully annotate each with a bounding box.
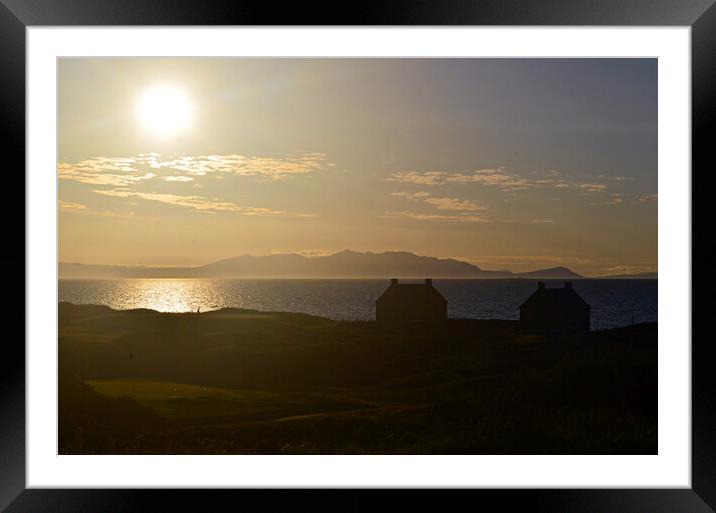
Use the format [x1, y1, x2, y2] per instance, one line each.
[58, 58, 657, 276]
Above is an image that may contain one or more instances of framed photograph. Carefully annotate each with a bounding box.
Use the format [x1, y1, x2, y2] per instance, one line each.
[4, 0, 713, 511]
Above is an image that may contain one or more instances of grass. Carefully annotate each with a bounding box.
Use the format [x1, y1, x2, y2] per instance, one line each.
[59, 302, 657, 455]
[86, 378, 372, 422]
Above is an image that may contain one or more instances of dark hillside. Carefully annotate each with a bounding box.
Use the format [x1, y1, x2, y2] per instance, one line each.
[59, 303, 657, 455]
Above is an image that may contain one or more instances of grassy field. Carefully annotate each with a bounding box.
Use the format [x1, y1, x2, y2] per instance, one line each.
[85, 379, 374, 422]
[59, 302, 657, 454]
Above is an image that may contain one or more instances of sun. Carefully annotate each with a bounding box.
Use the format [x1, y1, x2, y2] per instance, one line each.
[135, 84, 194, 138]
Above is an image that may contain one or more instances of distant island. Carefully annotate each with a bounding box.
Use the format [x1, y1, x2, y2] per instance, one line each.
[58, 250, 655, 280]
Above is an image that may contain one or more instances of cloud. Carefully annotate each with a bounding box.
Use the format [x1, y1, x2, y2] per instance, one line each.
[535, 178, 566, 185]
[636, 193, 658, 203]
[449, 169, 535, 191]
[538, 180, 607, 192]
[381, 210, 488, 223]
[598, 174, 634, 182]
[391, 191, 431, 200]
[138, 152, 332, 180]
[387, 168, 534, 191]
[387, 167, 608, 193]
[59, 200, 88, 212]
[58, 158, 156, 186]
[386, 171, 450, 186]
[92, 189, 316, 218]
[500, 218, 557, 224]
[297, 249, 335, 257]
[574, 183, 608, 192]
[424, 197, 487, 212]
[591, 194, 623, 206]
[59, 152, 332, 186]
[601, 264, 657, 275]
[391, 191, 487, 212]
[464, 255, 594, 265]
[58, 200, 136, 219]
[269, 249, 335, 257]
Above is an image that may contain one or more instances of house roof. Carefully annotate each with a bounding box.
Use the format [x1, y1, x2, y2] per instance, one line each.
[520, 286, 589, 310]
[376, 283, 447, 305]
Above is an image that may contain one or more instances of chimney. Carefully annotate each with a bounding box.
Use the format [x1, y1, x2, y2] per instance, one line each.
[391, 278, 398, 286]
[538, 281, 545, 290]
[425, 278, 433, 286]
[565, 281, 573, 290]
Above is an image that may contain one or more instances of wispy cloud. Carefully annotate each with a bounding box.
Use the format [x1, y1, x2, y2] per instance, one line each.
[381, 210, 488, 223]
[269, 249, 335, 257]
[163, 176, 194, 182]
[543, 178, 608, 192]
[601, 264, 657, 275]
[59, 199, 136, 219]
[139, 152, 332, 180]
[386, 171, 449, 186]
[535, 178, 566, 185]
[598, 174, 634, 182]
[387, 168, 534, 191]
[387, 167, 609, 193]
[424, 197, 487, 212]
[59, 200, 88, 212]
[500, 218, 557, 224]
[59, 152, 332, 186]
[574, 183, 608, 192]
[391, 191, 431, 200]
[93, 189, 316, 217]
[464, 255, 594, 265]
[391, 191, 487, 212]
[591, 193, 623, 206]
[636, 193, 658, 203]
[58, 158, 155, 186]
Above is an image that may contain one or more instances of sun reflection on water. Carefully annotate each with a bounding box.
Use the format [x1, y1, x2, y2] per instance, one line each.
[129, 279, 207, 312]
[92, 279, 236, 313]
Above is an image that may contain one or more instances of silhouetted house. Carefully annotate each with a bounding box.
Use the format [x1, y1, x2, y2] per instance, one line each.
[376, 278, 448, 326]
[520, 281, 590, 335]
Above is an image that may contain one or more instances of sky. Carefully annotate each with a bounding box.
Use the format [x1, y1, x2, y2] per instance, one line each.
[58, 58, 657, 276]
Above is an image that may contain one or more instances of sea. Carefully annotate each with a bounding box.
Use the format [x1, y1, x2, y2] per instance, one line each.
[58, 278, 657, 331]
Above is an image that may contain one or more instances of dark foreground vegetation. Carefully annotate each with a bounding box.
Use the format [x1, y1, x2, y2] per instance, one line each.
[59, 302, 657, 454]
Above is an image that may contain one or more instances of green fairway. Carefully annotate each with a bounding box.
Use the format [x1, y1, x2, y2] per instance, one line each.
[87, 379, 275, 402]
[86, 378, 373, 422]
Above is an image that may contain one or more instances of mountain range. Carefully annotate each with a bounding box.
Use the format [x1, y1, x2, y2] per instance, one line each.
[58, 250, 639, 280]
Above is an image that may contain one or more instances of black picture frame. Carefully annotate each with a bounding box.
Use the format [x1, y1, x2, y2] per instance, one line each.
[3, 1, 713, 511]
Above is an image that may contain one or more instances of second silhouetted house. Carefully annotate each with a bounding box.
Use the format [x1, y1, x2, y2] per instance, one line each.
[520, 281, 590, 335]
[376, 278, 448, 326]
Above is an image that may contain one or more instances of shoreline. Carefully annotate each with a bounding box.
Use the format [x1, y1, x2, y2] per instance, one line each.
[58, 301, 657, 332]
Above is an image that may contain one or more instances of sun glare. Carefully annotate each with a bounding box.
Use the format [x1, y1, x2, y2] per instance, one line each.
[136, 84, 194, 138]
